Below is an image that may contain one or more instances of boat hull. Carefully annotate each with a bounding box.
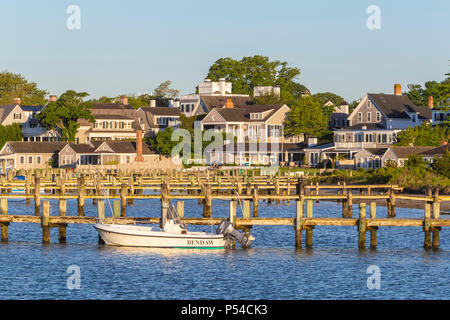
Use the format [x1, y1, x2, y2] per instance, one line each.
[94, 224, 226, 249]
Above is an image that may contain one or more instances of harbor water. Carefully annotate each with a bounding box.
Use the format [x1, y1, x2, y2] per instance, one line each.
[0, 197, 449, 300]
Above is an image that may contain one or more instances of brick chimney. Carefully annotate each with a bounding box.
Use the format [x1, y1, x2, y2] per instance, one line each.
[120, 95, 128, 105]
[13, 98, 21, 105]
[135, 130, 144, 162]
[428, 96, 434, 109]
[225, 98, 234, 109]
[394, 84, 402, 96]
[48, 95, 57, 102]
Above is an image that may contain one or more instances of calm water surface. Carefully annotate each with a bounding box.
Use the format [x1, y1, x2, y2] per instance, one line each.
[0, 197, 448, 300]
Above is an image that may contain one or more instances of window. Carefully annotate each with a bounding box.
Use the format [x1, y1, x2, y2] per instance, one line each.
[13, 113, 22, 119]
[367, 112, 371, 122]
[37, 156, 41, 164]
[376, 112, 381, 122]
[358, 112, 362, 122]
[126, 155, 131, 163]
[28, 156, 33, 164]
[367, 100, 371, 108]
[365, 134, 373, 142]
[20, 156, 25, 164]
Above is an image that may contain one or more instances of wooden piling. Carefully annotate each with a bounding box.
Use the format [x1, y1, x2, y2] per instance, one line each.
[203, 183, 212, 217]
[97, 200, 105, 245]
[58, 199, 67, 243]
[432, 188, 440, 249]
[77, 176, 85, 216]
[369, 202, 378, 249]
[34, 176, 41, 216]
[252, 186, 259, 217]
[176, 201, 184, 218]
[342, 187, 348, 218]
[120, 183, 127, 217]
[306, 199, 314, 248]
[1, 198, 8, 242]
[424, 202, 432, 249]
[347, 189, 353, 218]
[113, 200, 121, 218]
[42, 200, 50, 244]
[358, 203, 367, 249]
[229, 200, 236, 249]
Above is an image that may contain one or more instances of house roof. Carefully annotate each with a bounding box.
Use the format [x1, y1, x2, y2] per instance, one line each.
[94, 114, 134, 120]
[208, 104, 285, 122]
[200, 95, 255, 111]
[5, 141, 68, 154]
[211, 142, 305, 153]
[343, 123, 386, 130]
[419, 144, 450, 157]
[93, 141, 154, 155]
[20, 105, 44, 112]
[139, 107, 180, 116]
[364, 148, 389, 156]
[0, 105, 18, 123]
[368, 94, 432, 120]
[389, 146, 436, 159]
[91, 103, 135, 110]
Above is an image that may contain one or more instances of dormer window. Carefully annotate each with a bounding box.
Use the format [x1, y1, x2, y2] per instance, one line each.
[250, 113, 263, 120]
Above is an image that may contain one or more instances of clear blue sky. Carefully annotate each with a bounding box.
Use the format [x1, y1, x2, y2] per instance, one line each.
[0, 0, 448, 102]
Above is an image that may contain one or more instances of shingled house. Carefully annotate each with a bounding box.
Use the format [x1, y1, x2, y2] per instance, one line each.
[0, 141, 67, 170]
[348, 84, 432, 130]
[201, 100, 302, 143]
[137, 106, 180, 137]
[58, 139, 157, 167]
[75, 96, 142, 143]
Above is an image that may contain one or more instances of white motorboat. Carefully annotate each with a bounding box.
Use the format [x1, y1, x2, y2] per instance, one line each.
[94, 203, 254, 249]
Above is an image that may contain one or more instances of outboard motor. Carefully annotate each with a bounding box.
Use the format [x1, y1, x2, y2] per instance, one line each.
[216, 220, 254, 248]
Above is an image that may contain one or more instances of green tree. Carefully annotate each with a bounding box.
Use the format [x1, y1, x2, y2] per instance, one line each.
[284, 96, 328, 140]
[205, 55, 307, 103]
[432, 150, 450, 178]
[37, 90, 94, 142]
[0, 71, 48, 105]
[149, 127, 179, 155]
[405, 65, 450, 110]
[0, 123, 23, 149]
[396, 122, 448, 147]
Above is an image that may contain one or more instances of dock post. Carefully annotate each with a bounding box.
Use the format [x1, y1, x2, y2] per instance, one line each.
[432, 188, 440, 249]
[295, 198, 304, 248]
[252, 185, 259, 217]
[97, 200, 105, 245]
[58, 199, 67, 243]
[423, 202, 432, 249]
[1, 198, 8, 242]
[42, 200, 50, 244]
[112, 200, 121, 218]
[25, 171, 31, 205]
[120, 183, 127, 217]
[176, 201, 184, 218]
[160, 178, 170, 228]
[34, 176, 41, 216]
[347, 189, 353, 218]
[229, 200, 236, 249]
[358, 203, 367, 249]
[295, 178, 305, 248]
[77, 176, 85, 217]
[389, 187, 396, 217]
[342, 187, 347, 217]
[203, 183, 212, 217]
[369, 202, 378, 249]
[128, 175, 134, 205]
[305, 199, 314, 248]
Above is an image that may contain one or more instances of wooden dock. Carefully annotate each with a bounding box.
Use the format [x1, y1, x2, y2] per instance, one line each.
[0, 168, 448, 249]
